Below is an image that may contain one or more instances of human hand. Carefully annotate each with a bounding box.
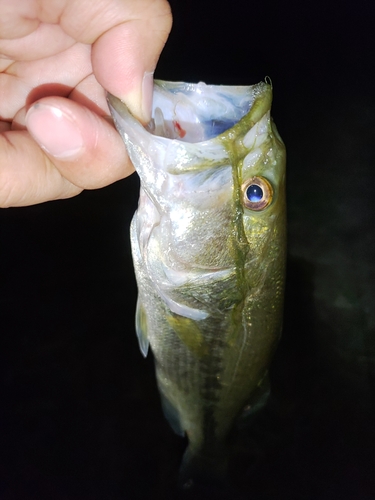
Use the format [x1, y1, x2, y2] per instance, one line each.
[0, 0, 172, 207]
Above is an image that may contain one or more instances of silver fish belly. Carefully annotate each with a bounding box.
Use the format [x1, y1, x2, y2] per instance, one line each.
[108, 80, 286, 480]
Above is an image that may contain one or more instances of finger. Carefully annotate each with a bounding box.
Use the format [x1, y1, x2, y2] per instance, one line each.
[0, 95, 134, 208]
[0, 0, 39, 39]
[0, 23, 75, 61]
[25, 96, 133, 189]
[0, 0, 73, 60]
[0, 43, 92, 120]
[0, 0, 172, 123]
[88, 0, 173, 123]
[0, 130, 82, 208]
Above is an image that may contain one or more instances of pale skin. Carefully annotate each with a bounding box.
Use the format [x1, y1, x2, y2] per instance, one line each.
[0, 0, 172, 207]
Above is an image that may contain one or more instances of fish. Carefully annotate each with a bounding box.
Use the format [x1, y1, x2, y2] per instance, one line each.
[107, 80, 286, 486]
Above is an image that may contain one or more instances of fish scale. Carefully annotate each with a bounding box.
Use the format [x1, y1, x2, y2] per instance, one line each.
[107, 80, 286, 484]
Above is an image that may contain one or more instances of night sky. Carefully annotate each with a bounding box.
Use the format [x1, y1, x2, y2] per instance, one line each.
[1, 1, 374, 498]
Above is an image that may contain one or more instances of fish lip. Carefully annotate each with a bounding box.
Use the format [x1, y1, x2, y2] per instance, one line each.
[107, 80, 273, 146]
[107, 92, 126, 118]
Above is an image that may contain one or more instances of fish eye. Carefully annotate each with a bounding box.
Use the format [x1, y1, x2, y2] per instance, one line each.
[242, 176, 273, 211]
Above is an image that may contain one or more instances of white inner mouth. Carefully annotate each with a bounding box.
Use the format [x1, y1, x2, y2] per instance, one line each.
[146, 81, 254, 143]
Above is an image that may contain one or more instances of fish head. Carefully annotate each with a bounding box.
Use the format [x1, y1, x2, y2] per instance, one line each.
[107, 81, 286, 276]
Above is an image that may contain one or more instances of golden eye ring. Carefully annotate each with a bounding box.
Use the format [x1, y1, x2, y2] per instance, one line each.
[241, 176, 273, 211]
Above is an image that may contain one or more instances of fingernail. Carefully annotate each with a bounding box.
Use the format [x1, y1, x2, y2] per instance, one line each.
[26, 103, 84, 159]
[141, 71, 154, 123]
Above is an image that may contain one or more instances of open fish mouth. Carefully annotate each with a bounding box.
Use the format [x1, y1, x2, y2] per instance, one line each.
[144, 80, 262, 142]
[108, 80, 272, 145]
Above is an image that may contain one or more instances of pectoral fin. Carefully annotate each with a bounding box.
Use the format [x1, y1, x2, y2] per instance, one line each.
[167, 314, 209, 358]
[135, 299, 149, 358]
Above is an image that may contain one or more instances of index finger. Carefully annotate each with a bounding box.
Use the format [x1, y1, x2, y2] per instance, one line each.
[0, 0, 172, 121]
[58, 0, 173, 123]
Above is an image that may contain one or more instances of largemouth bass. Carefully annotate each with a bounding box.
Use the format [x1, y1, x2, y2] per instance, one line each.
[107, 80, 286, 484]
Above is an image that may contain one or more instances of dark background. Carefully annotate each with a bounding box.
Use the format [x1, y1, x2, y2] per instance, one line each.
[1, 0, 374, 498]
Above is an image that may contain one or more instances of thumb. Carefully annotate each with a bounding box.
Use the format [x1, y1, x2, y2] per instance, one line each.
[25, 96, 133, 190]
[92, 0, 172, 123]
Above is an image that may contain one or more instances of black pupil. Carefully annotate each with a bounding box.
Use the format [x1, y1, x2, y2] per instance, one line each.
[246, 184, 263, 202]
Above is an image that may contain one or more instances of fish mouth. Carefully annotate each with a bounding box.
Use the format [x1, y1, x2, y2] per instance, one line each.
[108, 80, 272, 145]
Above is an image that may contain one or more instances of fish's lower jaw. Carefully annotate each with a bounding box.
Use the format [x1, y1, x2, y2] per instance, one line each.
[178, 445, 229, 492]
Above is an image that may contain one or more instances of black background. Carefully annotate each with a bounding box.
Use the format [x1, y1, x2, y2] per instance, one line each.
[1, 1, 375, 498]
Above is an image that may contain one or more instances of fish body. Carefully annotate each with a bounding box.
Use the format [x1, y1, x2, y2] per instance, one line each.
[108, 80, 286, 482]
